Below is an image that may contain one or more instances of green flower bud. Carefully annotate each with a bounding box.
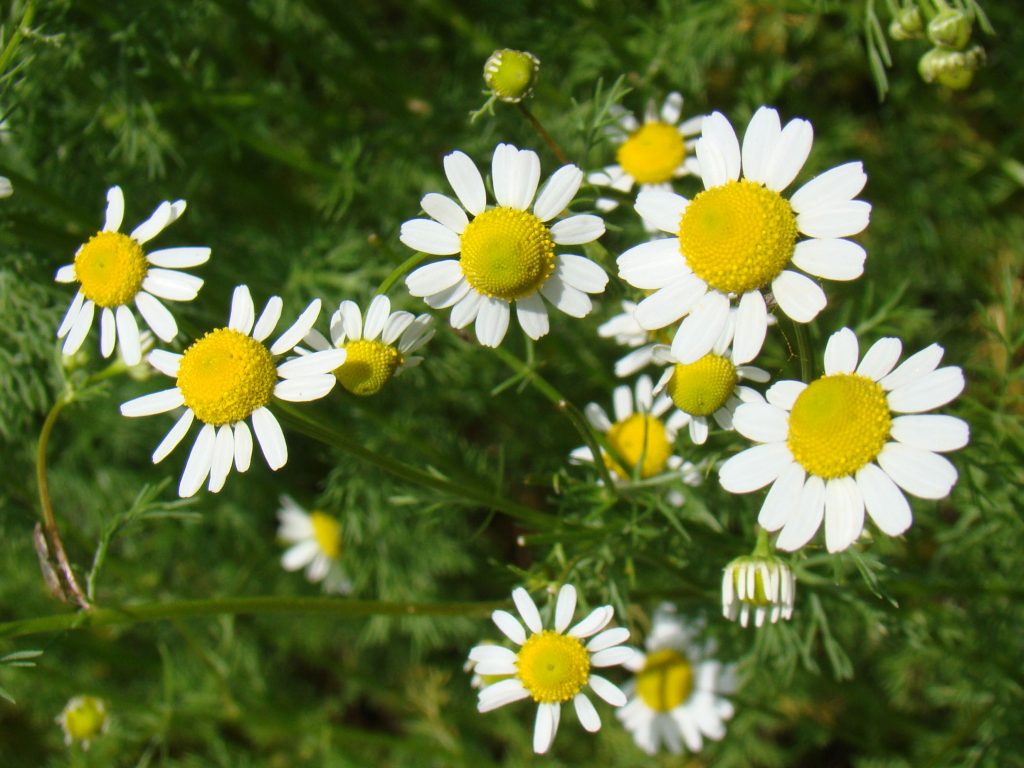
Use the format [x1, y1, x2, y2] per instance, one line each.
[919, 45, 985, 90]
[483, 49, 540, 103]
[889, 6, 923, 41]
[927, 8, 973, 50]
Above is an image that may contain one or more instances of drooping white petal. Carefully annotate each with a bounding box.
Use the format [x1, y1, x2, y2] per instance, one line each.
[62, 299, 95, 355]
[443, 150, 486, 215]
[824, 476, 865, 553]
[732, 290, 768, 364]
[152, 409, 194, 463]
[857, 337, 903, 381]
[405, 260, 464, 298]
[886, 367, 964, 413]
[533, 165, 583, 222]
[758, 462, 806, 531]
[491, 609, 527, 645]
[141, 269, 203, 301]
[207, 425, 235, 493]
[251, 406, 288, 470]
[890, 415, 969, 452]
[618, 238, 690, 290]
[114, 305, 142, 365]
[130, 201, 174, 244]
[477, 678, 530, 712]
[100, 307, 116, 358]
[879, 344, 944, 391]
[475, 297, 511, 347]
[574, 693, 601, 733]
[270, 299, 321, 355]
[274, 374, 337, 402]
[516, 292, 549, 340]
[382, 311, 414, 345]
[772, 270, 827, 323]
[635, 189, 688, 234]
[449, 290, 483, 329]
[512, 587, 543, 634]
[790, 162, 867, 214]
[857, 462, 912, 536]
[421, 192, 468, 234]
[550, 214, 605, 246]
[539, 276, 592, 318]
[741, 106, 782, 185]
[363, 295, 391, 341]
[823, 327, 859, 375]
[147, 349, 182, 377]
[399, 218, 461, 255]
[228, 285, 256, 335]
[554, 584, 577, 633]
[555, 254, 607, 294]
[689, 416, 710, 444]
[670, 290, 730, 363]
[135, 292, 177, 342]
[281, 540, 318, 571]
[253, 296, 284, 342]
[57, 292, 85, 338]
[776, 474, 826, 551]
[233, 420, 253, 472]
[718, 443, 793, 493]
[589, 673, 627, 706]
[764, 117, 813, 192]
[533, 702, 557, 754]
[103, 186, 125, 232]
[146, 247, 211, 269]
[179, 423, 217, 498]
[876, 443, 958, 500]
[791, 238, 865, 281]
[120, 387, 185, 418]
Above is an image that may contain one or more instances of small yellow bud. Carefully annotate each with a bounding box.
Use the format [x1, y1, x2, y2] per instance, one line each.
[888, 6, 923, 41]
[927, 8, 973, 50]
[57, 695, 109, 749]
[483, 49, 540, 103]
[919, 45, 985, 90]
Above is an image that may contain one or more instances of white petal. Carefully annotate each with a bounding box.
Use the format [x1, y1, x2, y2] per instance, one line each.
[670, 290, 730, 363]
[824, 476, 864, 553]
[574, 694, 601, 733]
[791, 238, 865, 281]
[478, 678, 530, 712]
[130, 201, 174, 244]
[635, 189, 688, 234]
[764, 117, 813, 192]
[661, 91, 684, 124]
[103, 186, 125, 232]
[57, 292, 86, 339]
[147, 349, 181, 377]
[399, 218, 461, 255]
[516, 292, 549, 340]
[797, 201, 871, 238]
[475, 297, 510, 348]
[539, 276, 592, 318]
[398, 316, 434, 355]
[62, 300, 95, 355]
[554, 254, 607, 294]
[534, 165, 584, 222]
[207, 425, 235, 493]
[421, 192, 468, 234]
[772, 271, 827, 323]
[758, 462, 806, 531]
[55, 264, 76, 283]
[733, 402, 788, 443]
[251, 407, 288, 470]
[554, 584, 577, 633]
[509, 149, 542, 210]
[153, 409, 194, 463]
[234, 420, 253, 472]
[100, 308, 116, 358]
[618, 238, 689, 290]
[469, 644, 518, 666]
[141, 269, 203, 302]
[732, 290, 768, 364]
[857, 463, 912, 536]
[590, 646, 636, 667]
[278, 349, 347, 379]
[857, 337, 903, 381]
[444, 150, 486, 215]
[146, 247, 211, 268]
[584, 403, 612, 432]
[880, 344, 944, 391]
[179, 424, 216, 498]
[274, 374, 336, 402]
[569, 606, 613, 638]
[135, 292, 177, 342]
[790, 162, 867, 214]
[227, 285, 255, 335]
[719, 443, 793, 493]
[689, 416, 709, 444]
[382, 311, 414, 345]
[890, 415, 969, 452]
[363, 295, 391, 341]
[876, 443, 958, 500]
[533, 702, 557, 754]
[741, 106, 781, 185]
[271, 299, 321, 355]
[120, 387, 184, 418]
[406, 260, 464, 298]
[550, 214, 605, 246]
[586, 627, 630, 652]
[282, 540, 319, 571]
[589, 674, 627, 706]
[886, 367, 964, 413]
[823, 327, 859, 375]
[697, 112, 740, 188]
[491, 143, 518, 208]
[491, 609, 527, 645]
[776, 475, 826, 551]
[450, 290, 483, 329]
[115, 306, 142, 365]
[253, 296, 284, 342]
[512, 587, 543, 634]
[767, 380, 806, 410]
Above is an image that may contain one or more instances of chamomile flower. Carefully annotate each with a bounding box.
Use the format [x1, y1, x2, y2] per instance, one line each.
[57, 695, 109, 749]
[468, 584, 633, 754]
[598, 300, 665, 377]
[588, 92, 703, 217]
[55, 186, 210, 366]
[120, 285, 346, 498]
[277, 496, 351, 594]
[302, 294, 434, 396]
[652, 313, 770, 445]
[618, 107, 870, 365]
[571, 375, 699, 488]
[401, 143, 608, 347]
[617, 606, 735, 756]
[722, 539, 795, 628]
[720, 327, 969, 552]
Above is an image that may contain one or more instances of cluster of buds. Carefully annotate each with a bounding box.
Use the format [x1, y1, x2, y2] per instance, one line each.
[889, 1, 987, 90]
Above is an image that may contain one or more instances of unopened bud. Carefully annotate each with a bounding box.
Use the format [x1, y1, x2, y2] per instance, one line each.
[919, 45, 985, 90]
[927, 8, 973, 50]
[483, 49, 540, 103]
[722, 554, 796, 628]
[889, 6, 923, 41]
[57, 695, 109, 750]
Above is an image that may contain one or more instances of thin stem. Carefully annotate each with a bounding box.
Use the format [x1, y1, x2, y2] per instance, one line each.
[791, 320, 815, 383]
[516, 104, 570, 166]
[375, 251, 428, 296]
[274, 402, 560, 530]
[0, 597, 504, 641]
[36, 395, 90, 610]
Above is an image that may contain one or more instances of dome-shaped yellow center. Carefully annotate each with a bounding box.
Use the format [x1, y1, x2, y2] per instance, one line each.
[459, 207, 555, 301]
[788, 373, 892, 479]
[73, 231, 149, 307]
[516, 630, 590, 704]
[616, 122, 686, 185]
[61, 696, 108, 744]
[177, 328, 277, 425]
[603, 413, 672, 479]
[335, 339, 401, 396]
[309, 511, 342, 559]
[679, 179, 797, 295]
[667, 354, 738, 417]
[636, 648, 693, 713]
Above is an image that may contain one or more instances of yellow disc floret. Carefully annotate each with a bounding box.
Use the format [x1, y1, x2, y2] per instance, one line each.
[678, 179, 797, 294]
[309, 511, 342, 559]
[667, 354, 738, 417]
[460, 207, 555, 301]
[516, 630, 591, 704]
[635, 649, 693, 712]
[335, 339, 401, 396]
[788, 373, 892, 479]
[73, 231, 149, 307]
[616, 122, 686, 185]
[177, 328, 277, 425]
[604, 413, 672, 479]
[59, 695, 108, 746]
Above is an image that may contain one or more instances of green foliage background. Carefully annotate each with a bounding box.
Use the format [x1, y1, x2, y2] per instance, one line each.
[0, 0, 1021, 765]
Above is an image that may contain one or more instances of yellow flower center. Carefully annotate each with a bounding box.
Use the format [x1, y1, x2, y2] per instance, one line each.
[73, 231, 148, 307]
[679, 180, 797, 294]
[459, 207, 555, 301]
[667, 354, 738, 417]
[61, 696, 107, 743]
[177, 328, 277, 425]
[516, 630, 591, 703]
[788, 374, 892, 479]
[616, 122, 686, 185]
[335, 339, 402, 396]
[635, 649, 693, 713]
[603, 413, 672, 479]
[309, 511, 342, 559]
[731, 561, 772, 607]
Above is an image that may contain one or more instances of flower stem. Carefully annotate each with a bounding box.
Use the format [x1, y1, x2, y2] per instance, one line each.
[375, 251, 429, 296]
[516, 104, 570, 166]
[791, 320, 815, 383]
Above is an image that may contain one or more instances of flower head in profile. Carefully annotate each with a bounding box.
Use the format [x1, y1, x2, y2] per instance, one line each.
[120, 285, 346, 498]
[302, 294, 433, 396]
[57, 695, 109, 750]
[597, 300, 666, 378]
[722, 542, 795, 628]
[617, 107, 870, 366]
[588, 92, 703, 218]
[618, 605, 735, 755]
[483, 49, 540, 103]
[401, 143, 608, 347]
[468, 585, 633, 754]
[55, 186, 210, 365]
[720, 327, 968, 552]
[277, 496, 351, 594]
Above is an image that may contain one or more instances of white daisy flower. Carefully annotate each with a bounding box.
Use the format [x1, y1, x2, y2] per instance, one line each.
[56, 695, 109, 750]
[571, 375, 700, 488]
[55, 185, 210, 366]
[722, 553, 795, 628]
[597, 300, 666, 377]
[719, 327, 969, 553]
[277, 495, 351, 594]
[652, 312, 770, 445]
[588, 92, 703, 218]
[120, 285, 346, 498]
[617, 106, 871, 366]
[617, 605, 735, 756]
[401, 142, 609, 347]
[302, 294, 434, 396]
[468, 584, 633, 754]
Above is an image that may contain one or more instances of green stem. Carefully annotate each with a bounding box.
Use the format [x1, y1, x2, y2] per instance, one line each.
[273, 402, 559, 529]
[0, 597, 503, 641]
[791, 320, 815, 383]
[375, 251, 429, 296]
[516, 104, 570, 166]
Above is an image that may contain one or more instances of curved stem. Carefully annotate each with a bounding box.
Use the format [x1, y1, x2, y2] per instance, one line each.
[516, 104, 570, 166]
[0, 597, 504, 641]
[791, 320, 815, 383]
[375, 251, 429, 296]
